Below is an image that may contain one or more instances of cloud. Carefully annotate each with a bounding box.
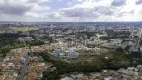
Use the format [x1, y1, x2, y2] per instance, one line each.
[0, 0, 142, 22]
[0, 0, 50, 15]
[60, 0, 114, 20]
[95, 6, 114, 15]
[111, 0, 126, 6]
[28, 0, 49, 3]
[60, 6, 114, 20]
[25, 12, 42, 18]
[0, 4, 33, 15]
[46, 12, 62, 19]
[61, 8, 95, 18]
[57, 0, 142, 22]
[136, 0, 142, 5]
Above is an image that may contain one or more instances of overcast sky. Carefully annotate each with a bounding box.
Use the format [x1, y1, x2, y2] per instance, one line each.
[0, 0, 142, 22]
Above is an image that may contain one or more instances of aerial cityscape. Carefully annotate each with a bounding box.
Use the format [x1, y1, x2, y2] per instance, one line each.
[0, 22, 142, 80]
[1, 0, 142, 80]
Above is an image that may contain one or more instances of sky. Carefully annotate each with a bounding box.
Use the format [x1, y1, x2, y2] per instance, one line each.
[0, 0, 142, 22]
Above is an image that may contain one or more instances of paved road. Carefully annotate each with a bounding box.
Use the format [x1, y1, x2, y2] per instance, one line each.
[18, 49, 29, 80]
[136, 29, 142, 49]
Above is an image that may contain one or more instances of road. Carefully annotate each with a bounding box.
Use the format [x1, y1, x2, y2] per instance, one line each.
[18, 48, 29, 80]
[136, 29, 142, 49]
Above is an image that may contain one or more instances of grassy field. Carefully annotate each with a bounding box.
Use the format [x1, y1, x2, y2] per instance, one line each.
[0, 27, 12, 31]
[9, 27, 39, 32]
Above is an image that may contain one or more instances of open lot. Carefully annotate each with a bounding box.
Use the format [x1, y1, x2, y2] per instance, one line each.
[9, 27, 39, 32]
[0, 27, 12, 31]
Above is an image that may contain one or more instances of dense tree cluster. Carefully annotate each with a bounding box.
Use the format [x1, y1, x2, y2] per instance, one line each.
[27, 39, 44, 46]
[38, 49, 142, 80]
[0, 33, 26, 57]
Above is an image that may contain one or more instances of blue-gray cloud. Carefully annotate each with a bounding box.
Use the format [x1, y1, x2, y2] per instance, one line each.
[0, 4, 33, 15]
[95, 6, 114, 15]
[111, 0, 126, 6]
[0, 0, 49, 15]
[136, 0, 142, 5]
[61, 8, 98, 19]
[61, 6, 114, 19]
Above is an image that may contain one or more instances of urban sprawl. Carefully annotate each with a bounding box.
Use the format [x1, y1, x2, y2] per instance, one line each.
[0, 22, 142, 80]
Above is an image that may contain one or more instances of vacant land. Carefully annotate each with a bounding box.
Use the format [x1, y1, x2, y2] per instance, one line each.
[0, 27, 12, 31]
[9, 27, 39, 32]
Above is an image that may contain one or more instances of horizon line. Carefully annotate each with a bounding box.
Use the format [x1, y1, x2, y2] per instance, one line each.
[0, 21, 142, 23]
